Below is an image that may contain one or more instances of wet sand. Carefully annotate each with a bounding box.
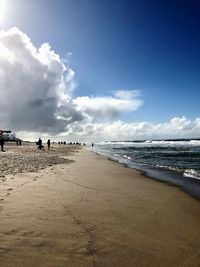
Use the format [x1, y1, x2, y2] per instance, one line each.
[1, 144, 200, 266]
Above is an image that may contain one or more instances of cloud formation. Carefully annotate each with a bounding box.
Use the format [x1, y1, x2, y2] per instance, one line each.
[0, 28, 199, 142]
[17, 116, 200, 142]
[64, 116, 200, 142]
[0, 27, 83, 133]
[0, 27, 142, 135]
[73, 90, 143, 122]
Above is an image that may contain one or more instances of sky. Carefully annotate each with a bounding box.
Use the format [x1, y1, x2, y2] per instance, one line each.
[0, 0, 199, 141]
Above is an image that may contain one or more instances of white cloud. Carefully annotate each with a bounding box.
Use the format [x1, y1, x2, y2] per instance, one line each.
[0, 27, 84, 133]
[0, 28, 199, 142]
[73, 90, 143, 122]
[17, 116, 200, 142]
[67, 51, 72, 59]
[195, 118, 200, 129]
[0, 27, 143, 134]
[168, 116, 192, 130]
[113, 90, 141, 100]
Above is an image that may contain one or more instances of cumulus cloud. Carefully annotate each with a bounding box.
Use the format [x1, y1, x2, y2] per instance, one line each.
[17, 116, 200, 142]
[0, 27, 83, 133]
[195, 118, 200, 129]
[73, 90, 143, 122]
[0, 27, 142, 135]
[0, 28, 199, 142]
[63, 116, 200, 142]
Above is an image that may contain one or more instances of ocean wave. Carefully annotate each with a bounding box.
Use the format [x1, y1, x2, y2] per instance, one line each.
[151, 140, 200, 146]
[98, 140, 200, 148]
[155, 151, 200, 158]
[95, 141, 200, 179]
[123, 154, 132, 160]
[156, 164, 182, 172]
[183, 169, 200, 180]
[189, 140, 200, 145]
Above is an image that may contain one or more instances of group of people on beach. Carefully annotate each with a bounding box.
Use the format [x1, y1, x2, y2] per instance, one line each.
[1, 137, 92, 152]
[36, 138, 51, 150]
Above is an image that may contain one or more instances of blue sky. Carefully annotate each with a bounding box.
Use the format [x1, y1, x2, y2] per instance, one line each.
[0, 0, 199, 141]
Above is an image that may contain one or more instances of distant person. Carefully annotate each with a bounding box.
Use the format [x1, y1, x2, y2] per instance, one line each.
[37, 138, 44, 150]
[47, 139, 51, 150]
[0, 137, 5, 152]
[92, 143, 94, 147]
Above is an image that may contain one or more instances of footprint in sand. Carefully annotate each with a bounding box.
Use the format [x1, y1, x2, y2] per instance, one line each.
[5, 229, 18, 235]
[22, 231, 35, 237]
[7, 188, 13, 191]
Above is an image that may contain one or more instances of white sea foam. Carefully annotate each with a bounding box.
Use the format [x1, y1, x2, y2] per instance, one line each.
[98, 139, 200, 148]
[183, 169, 200, 180]
[189, 140, 200, 145]
[96, 140, 200, 180]
[123, 155, 132, 160]
[156, 164, 181, 172]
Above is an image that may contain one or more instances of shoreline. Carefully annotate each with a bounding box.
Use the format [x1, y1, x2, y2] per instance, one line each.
[91, 148, 200, 201]
[1, 145, 200, 266]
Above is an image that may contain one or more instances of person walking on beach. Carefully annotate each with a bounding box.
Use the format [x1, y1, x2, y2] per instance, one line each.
[37, 138, 44, 150]
[0, 137, 5, 152]
[47, 139, 51, 150]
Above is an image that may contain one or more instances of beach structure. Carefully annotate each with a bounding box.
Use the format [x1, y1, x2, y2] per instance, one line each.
[0, 130, 11, 135]
[0, 130, 22, 143]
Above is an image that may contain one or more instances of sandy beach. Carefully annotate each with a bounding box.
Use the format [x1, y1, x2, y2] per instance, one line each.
[1, 143, 200, 267]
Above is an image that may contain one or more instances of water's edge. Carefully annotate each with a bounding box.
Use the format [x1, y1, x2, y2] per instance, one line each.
[90, 149, 200, 201]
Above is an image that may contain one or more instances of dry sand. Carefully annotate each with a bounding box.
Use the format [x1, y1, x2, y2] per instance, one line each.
[1, 143, 200, 266]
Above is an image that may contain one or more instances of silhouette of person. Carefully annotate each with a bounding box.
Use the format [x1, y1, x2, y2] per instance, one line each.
[37, 138, 43, 150]
[47, 139, 50, 150]
[92, 143, 94, 147]
[0, 137, 5, 152]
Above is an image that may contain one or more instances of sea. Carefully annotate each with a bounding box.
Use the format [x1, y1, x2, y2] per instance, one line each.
[90, 139, 200, 200]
